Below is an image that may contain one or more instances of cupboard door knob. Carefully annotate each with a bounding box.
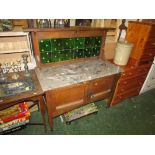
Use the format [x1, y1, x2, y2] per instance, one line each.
[94, 83, 98, 86]
[121, 89, 124, 92]
[124, 81, 127, 84]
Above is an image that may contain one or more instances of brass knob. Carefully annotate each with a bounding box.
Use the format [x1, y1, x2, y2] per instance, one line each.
[94, 83, 98, 86]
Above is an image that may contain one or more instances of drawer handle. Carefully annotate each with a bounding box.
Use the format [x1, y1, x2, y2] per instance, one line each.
[94, 83, 98, 86]
[121, 89, 124, 92]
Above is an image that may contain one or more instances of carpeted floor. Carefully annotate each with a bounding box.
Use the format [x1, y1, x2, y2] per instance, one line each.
[9, 88, 155, 135]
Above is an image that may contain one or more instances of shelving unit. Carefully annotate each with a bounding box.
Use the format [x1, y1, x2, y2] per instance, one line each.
[0, 32, 36, 71]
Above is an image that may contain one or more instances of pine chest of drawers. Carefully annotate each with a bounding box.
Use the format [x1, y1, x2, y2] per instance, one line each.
[111, 63, 151, 106]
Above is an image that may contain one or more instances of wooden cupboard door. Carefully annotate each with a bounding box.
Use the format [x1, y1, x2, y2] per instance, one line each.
[89, 75, 114, 102]
[46, 83, 86, 116]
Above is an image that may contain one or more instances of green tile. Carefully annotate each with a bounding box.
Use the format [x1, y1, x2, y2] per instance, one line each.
[39, 39, 51, 52]
[39, 36, 102, 64]
[64, 49, 74, 60]
[85, 37, 95, 48]
[64, 38, 75, 49]
[94, 37, 102, 47]
[84, 48, 93, 58]
[74, 37, 85, 49]
[51, 53, 61, 62]
[40, 52, 51, 63]
[74, 49, 84, 59]
[93, 47, 100, 56]
[59, 50, 68, 61]
[51, 39, 64, 51]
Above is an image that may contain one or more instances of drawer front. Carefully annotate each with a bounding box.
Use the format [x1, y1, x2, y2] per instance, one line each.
[140, 49, 155, 61]
[118, 73, 147, 86]
[116, 78, 145, 95]
[148, 26, 155, 38]
[51, 83, 86, 107]
[90, 75, 114, 102]
[91, 75, 114, 93]
[144, 38, 155, 49]
[111, 86, 141, 106]
[121, 66, 150, 79]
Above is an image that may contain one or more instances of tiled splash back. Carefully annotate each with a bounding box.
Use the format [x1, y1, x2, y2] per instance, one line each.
[39, 36, 102, 63]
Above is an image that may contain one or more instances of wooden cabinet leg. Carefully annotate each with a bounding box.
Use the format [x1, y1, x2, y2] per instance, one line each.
[39, 96, 47, 132]
[47, 110, 53, 131]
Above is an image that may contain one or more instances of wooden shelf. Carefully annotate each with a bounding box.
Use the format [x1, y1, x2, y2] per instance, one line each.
[0, 49, 31, 54]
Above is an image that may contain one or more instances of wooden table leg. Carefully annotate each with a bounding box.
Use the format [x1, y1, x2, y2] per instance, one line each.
[46, 105, 53, 131]
[38, 96, 47, 132]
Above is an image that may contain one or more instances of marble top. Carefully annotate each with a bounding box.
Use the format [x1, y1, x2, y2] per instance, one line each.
[35, 59, 121, 91]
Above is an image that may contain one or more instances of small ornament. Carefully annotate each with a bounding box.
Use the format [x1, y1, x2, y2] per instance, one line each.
[22, 54, 30, 77]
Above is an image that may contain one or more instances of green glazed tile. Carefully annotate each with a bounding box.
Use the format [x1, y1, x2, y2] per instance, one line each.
[40, 52, 52, 63]
[74, 37, 85, 49]
[63, 38, 75, 49]
[51, 39, 64, 51]
[94, 37, 102, 47]
[74, 49, 84, 59]
[85, 37, 95, 48]
[59, 50, 68, 61]
[51, 53, 61, 62]
[39, 36, 102, 64]
[64, 49, 74, 60]
[84, 48, 93, 58]
[39, 39, 51, 52]
[93, 47, 100, 56]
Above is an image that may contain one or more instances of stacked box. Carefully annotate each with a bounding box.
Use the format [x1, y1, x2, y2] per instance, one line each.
[0, 102, 30, 133]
